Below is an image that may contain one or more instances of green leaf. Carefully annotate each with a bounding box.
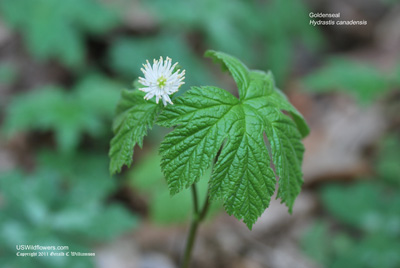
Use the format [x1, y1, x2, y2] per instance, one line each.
[204, 50, 250, 98]
[143, 0, 258, 63]
[109, 89, 161, 174]
[205, 50, 309, 138]
[0, 0, 121, 67]
[301, 221, 333, 267]
[260, 0, 323, 84]
[303, 137, 400, 268]
[158, 86, 238, 193]
[86, 205, 139, 240]
[303, 58, 393, 104]
[332, 233, 400, 268]
[302, 219, 400, 268]
[158, 50, 308, 228]
[321, 182, 400, 235]
[0, 153, 138, 268]
[2, 74, 122, 152]
[3, 86, 89, 151]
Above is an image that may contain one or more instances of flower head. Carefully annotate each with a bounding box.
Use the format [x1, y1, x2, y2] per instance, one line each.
[138, 57, 185, 106]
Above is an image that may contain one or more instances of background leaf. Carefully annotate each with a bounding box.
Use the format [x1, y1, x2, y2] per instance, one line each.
[303, 58, 395, 104]
[0, 152, 137, 268]
[0, 0, 120, 67]
[2, 74, 122, 152]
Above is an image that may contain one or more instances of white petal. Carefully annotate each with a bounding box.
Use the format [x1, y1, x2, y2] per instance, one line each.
[139, 57, 185, 106]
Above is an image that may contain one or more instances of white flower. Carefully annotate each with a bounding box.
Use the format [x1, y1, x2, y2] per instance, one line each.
[138, 57, 185, 106]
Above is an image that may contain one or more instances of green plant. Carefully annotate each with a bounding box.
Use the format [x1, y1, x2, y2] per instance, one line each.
[109, 50, 309, 267]
[143, 0, 258, 63]
[1, 69, 139, 268]
[303, 58, 399, 104]
[2, 74, 122, 152]
[144, 0, 322, 85]
[0, 152, 137, 268]
[0, 0, 121, 67]
[302, 136, 400, 268]
[258, 0, 323, 84]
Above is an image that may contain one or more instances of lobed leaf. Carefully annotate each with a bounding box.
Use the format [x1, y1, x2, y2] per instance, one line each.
[204, 50, 249, 98]
[157, 86, 237, 194]
[158, 50, 308, 228]
[107, 50, 308, 228]
[209, 105, 276, 227]
[109, 90, 160, 175]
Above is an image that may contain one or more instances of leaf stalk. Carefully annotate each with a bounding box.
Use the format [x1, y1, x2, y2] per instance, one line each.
[180, 184, 210, 268]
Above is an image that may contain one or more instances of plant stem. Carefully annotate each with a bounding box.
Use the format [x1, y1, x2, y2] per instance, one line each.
[180, 184, 210, 268]
[191, 184, 199, 214]
[180, 214, 199, 268]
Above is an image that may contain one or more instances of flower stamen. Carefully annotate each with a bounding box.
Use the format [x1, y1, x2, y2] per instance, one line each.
[157, 76, 167, 88]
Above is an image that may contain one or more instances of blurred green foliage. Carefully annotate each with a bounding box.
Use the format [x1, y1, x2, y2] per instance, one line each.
[0, 152, 137, 268]
[1, 71, 134, 267]
[2, 74, 122, 152]
[144, 0, 323, 85]
[322, 182, 400, 235]
[258, 0, 323, 83]
[143, 0, 258, 63]
[303, 221, 400, 268]
[303, 58, 400, 104]
[0, 0, 323, 87]
[302, 136, 400, 268]
[129, 151, 221, 224]
[0, 0, 120, 67]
